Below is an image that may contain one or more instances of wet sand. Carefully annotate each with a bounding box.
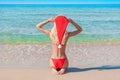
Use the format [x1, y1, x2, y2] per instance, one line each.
[0, 43, 120, 68]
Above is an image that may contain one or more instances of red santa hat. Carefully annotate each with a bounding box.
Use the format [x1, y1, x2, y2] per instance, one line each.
[55, 15, 69, 48]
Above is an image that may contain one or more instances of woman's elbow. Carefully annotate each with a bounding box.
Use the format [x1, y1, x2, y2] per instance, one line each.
[79, 28, 82, 33]
[36, 24, 41, 29]
[81, 28, 83, 32]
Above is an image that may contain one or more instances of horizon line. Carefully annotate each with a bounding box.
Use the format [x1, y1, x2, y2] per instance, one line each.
[0, 3, 120, 4]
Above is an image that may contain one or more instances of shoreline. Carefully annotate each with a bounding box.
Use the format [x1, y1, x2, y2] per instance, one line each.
[1, 34, 120, 44]
[0, 41, 120, 45]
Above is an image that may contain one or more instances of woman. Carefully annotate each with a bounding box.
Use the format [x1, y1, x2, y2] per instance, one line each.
[36, 15, 82, 75]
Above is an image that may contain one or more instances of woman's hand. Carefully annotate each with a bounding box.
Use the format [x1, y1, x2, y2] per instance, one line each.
[48, 17, 55, 22]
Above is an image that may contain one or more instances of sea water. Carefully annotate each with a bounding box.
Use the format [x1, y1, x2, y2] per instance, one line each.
[0, 4, 120, 43]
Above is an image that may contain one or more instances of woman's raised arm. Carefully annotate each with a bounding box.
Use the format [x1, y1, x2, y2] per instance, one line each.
[36, 17, 55, 35]
[68, 18, 82, 37]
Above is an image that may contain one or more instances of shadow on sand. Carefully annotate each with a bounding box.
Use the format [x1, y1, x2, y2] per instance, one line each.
[67, 65, 120, 73]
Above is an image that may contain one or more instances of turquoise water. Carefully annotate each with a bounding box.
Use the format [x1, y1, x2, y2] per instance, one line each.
[0, 4, 120, 43]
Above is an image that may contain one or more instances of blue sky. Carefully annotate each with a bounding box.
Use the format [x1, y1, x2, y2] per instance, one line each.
[0, 0, 120, 4]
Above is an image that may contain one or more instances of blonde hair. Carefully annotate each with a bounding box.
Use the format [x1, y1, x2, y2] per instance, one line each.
[50, 23, 68, 45]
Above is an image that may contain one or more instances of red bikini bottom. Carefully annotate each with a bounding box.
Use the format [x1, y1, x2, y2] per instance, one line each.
[51, 58, 66, 71]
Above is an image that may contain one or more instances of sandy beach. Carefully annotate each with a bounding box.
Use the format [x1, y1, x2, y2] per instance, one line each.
[0, 43, 120, 79]
[0, 68, 120, 80]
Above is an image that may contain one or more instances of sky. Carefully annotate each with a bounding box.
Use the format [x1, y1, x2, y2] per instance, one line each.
[0, 0, 120, 4]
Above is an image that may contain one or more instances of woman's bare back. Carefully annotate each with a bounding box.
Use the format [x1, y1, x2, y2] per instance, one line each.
[51, 36, 69, 58]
